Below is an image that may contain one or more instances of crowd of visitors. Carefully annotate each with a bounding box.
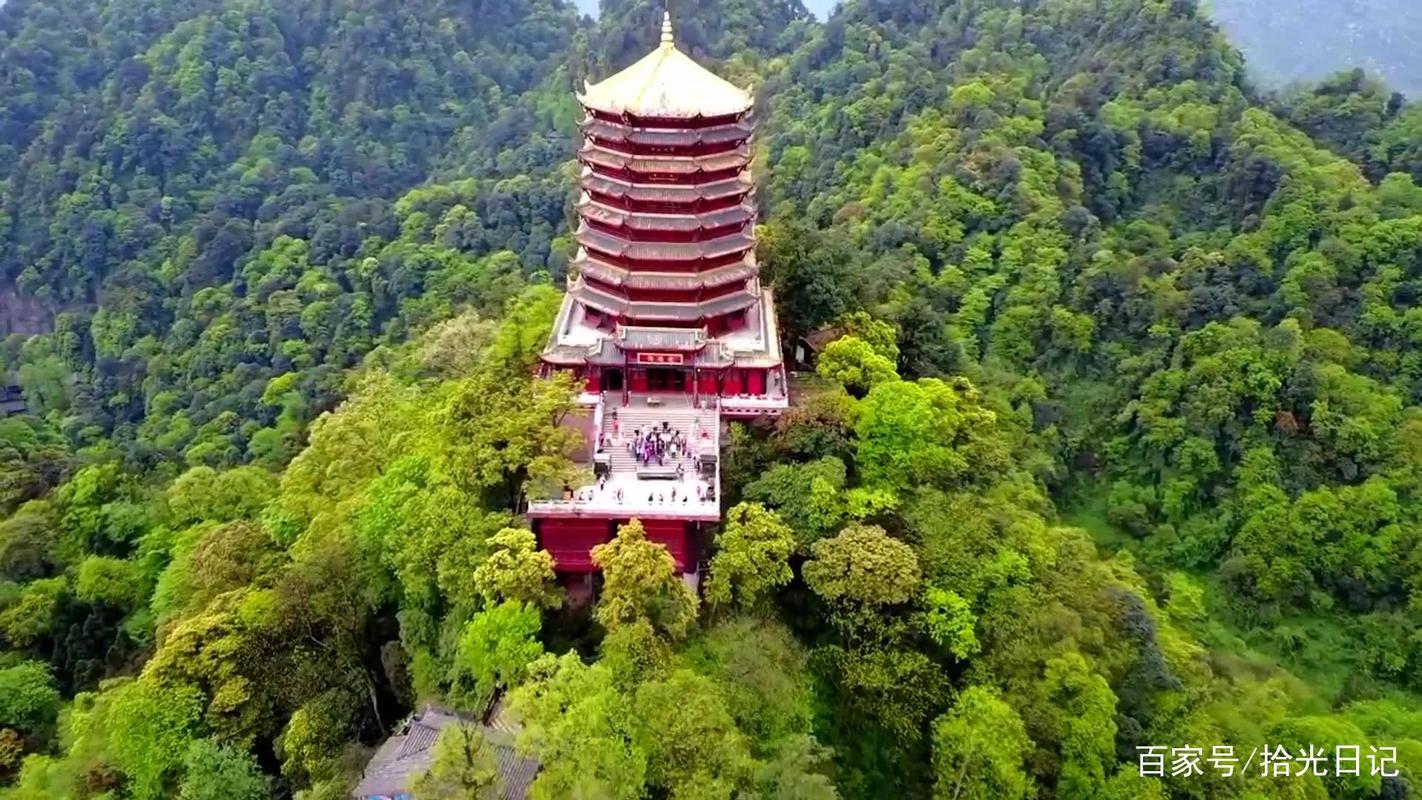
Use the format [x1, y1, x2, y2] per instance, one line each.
[629, 421, 689, 467]
[560, 410, 718, 507]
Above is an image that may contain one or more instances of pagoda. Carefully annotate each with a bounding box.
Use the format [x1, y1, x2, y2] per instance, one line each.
[530, 13, 788, 581]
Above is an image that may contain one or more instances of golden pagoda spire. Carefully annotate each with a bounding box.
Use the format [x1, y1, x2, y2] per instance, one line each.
[576, 4, 752, 118]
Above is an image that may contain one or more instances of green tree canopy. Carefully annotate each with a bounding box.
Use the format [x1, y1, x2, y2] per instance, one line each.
[705, 503, 796, 611]
[409, 724, 502, 800]
[512, 654, 648, 800]
[930, 686, 1031, 800]
[451, 601, 546, 704]
[816, 336, 900, 398]
[855, 378, 1009, 492]
[473, 527, 561, 609]
[593, 519, 700, 641]
[178, 739, 269, 800]
[803, 524, 921, 606]
[0, 662, 60, 735]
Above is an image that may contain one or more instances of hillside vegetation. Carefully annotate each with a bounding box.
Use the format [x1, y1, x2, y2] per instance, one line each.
[1, 0, 1421, 799]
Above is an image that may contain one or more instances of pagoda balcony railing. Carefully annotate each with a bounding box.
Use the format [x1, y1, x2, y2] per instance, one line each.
[583, 276, 748, 304]
[582, 218, 748, 244]
[582, 113, 753, 135]
[585, 136, 750, 158]
[586, 108, 748, 129]
[577, 200, 755, 235]
[581, 249, 748, 272]
[577, 229, 755, 261]
[585, 191, 747, 215]
[576, 255, 758, 290]
[582, 163, 745, 186]
[580, 134, 752, 156]
[581, 170, 750, 200]
[577, 251, 753, 275]
[572, 279, 758, 325]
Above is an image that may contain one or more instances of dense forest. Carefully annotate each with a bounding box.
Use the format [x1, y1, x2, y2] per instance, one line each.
[1, 0, 1422, 798]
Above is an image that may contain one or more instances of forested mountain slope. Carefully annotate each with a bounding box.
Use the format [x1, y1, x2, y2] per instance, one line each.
[1, 0, 1421, 799]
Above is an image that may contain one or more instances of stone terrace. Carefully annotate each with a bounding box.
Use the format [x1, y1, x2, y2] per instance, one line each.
[528, 395, 721, 522]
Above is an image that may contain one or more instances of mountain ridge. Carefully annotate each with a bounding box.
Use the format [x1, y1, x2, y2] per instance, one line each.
[1212, 0, 1422, 96]
[573, 0, 1422, 95]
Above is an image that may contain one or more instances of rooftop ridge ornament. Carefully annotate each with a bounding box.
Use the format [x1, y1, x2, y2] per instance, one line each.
[576, 7, 751, 119]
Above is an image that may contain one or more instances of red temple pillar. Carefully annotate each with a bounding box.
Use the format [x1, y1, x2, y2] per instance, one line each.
[698, 370, 720, 397]
[747, 369, 765, 395]
[723, 369, 743, 396]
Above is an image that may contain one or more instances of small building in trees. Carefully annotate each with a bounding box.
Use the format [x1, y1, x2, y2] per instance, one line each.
[529, 13, 788, 581]
[351, 705, 538, 800]
[0, 379, 27, 417]
[792, 325, 847, 371]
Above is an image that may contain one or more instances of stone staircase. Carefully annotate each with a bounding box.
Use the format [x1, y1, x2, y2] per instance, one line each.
[603, 403, 716, 477]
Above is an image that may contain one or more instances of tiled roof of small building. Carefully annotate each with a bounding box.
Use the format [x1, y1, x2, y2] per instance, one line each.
[351, 707, 539, 800]
[487, 731, 540, 800]
[802, 325, 848, 352]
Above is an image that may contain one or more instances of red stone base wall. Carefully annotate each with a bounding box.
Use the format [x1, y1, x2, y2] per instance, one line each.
[535, 517, 695, 573]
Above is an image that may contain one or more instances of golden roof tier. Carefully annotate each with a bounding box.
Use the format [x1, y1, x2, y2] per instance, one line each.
[577, 13, 753, 120]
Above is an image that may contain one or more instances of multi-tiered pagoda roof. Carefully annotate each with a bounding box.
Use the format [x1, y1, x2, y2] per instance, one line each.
[566, 14, 760, 329]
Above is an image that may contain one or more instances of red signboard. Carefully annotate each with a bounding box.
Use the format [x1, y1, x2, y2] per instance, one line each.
[635, 352, 685, 366]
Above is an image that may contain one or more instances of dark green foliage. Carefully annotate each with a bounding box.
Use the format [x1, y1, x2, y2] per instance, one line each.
[0, 0, 583, 469]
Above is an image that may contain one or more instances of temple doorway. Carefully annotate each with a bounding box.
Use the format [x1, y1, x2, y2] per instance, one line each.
[646, 367, 688, 393]
[604, 368, 624, 392]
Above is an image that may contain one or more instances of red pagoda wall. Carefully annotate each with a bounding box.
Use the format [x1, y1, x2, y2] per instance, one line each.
[640, 519, 691, 571]
[534, 517, 693, 573]
[537, 518, 611, 573]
